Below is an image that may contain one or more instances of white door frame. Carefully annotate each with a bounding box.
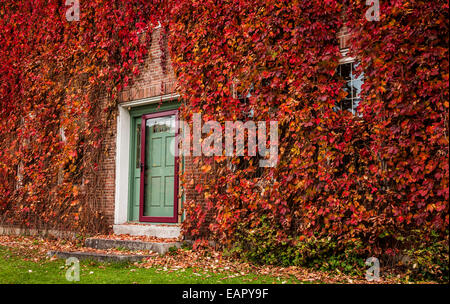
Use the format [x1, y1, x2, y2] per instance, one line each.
[114, 93, 179, 224]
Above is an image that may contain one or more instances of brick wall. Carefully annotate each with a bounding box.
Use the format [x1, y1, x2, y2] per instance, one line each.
[181, 156, 212, 237]
[119, 28, 176, 103]
[338, 26, 351, 50]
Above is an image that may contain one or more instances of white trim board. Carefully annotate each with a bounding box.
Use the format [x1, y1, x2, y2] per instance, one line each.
[119, 93, 180, 109]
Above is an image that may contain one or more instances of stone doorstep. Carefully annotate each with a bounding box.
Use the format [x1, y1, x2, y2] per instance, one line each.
[85, 238, 181, 255]
[113, 224, 181, 239]
[47, 250, 151, 263]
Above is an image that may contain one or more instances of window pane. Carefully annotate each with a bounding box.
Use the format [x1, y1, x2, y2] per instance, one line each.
[340, 63, 352, 81]
[337, 61, 364, 114]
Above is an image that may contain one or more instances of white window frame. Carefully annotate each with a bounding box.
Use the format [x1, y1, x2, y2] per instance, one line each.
[337, 49, 363, 115]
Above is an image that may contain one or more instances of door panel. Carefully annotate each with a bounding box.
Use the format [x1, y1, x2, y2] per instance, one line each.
[164, 176, 174, 207]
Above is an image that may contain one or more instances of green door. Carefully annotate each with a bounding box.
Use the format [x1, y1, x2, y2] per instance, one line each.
[141, 114, 176, 220]
[128, 105, 179, 223]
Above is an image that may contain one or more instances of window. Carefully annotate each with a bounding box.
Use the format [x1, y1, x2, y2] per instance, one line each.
[337, 26, 364, 115]
[232, 81, 254, 118]
[336, 60, 364, 115]
[228, 82, 266, 178]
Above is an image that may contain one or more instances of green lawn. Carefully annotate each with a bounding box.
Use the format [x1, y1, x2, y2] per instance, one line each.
[0, 246, 307, 284]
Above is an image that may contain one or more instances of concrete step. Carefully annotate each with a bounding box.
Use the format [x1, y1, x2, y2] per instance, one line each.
[113, 224, 181, 239]
[47, 250, 151, 263]
[85, 237, 181, 255]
